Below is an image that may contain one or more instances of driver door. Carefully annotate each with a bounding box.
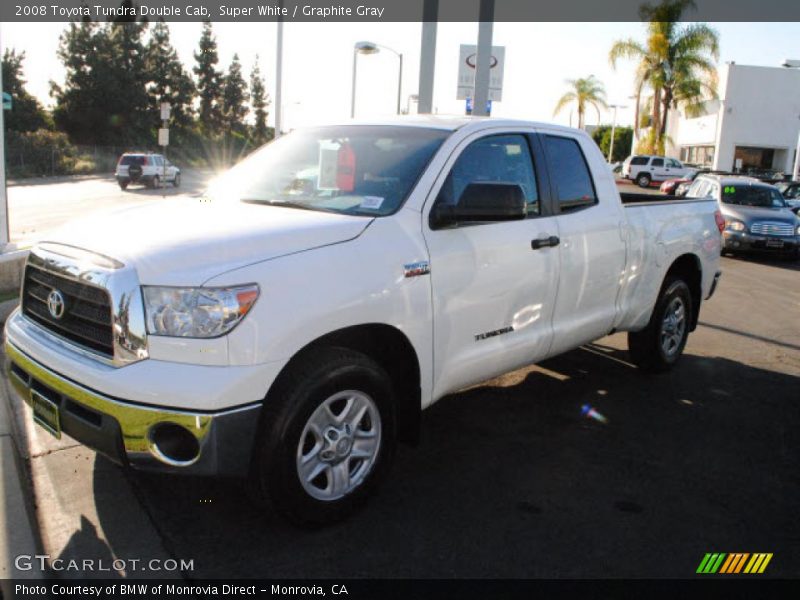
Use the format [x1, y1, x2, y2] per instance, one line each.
[423, 131, 560, 400]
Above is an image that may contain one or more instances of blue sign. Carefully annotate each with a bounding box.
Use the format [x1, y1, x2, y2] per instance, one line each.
[465, 97, 492, 116]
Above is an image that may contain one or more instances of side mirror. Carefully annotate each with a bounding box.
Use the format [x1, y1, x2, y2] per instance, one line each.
[430, 182, 527, 229]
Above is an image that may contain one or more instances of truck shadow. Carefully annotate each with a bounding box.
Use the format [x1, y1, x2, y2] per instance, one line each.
[92, 341, 800, 578]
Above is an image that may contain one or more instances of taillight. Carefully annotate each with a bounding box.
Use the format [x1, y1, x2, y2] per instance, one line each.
[714, 210, 725, 233]
[141, 157, 149, 166]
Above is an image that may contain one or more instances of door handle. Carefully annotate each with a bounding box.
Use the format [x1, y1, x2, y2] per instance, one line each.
[531, 235, 560, 250]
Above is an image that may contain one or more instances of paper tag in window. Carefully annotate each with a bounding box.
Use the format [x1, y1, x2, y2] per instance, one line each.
[318, 146, 339, 190]
[360, 196, 384, 210]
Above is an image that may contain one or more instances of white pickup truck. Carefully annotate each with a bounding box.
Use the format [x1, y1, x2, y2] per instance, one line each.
[5, 118, 723, 525]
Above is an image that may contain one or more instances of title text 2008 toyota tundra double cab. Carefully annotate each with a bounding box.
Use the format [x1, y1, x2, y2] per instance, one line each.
[5, 118, 723, 525]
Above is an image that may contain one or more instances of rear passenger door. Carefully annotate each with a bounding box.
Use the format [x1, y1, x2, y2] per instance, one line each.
[539, 132, 628, 356]
[649, 157, 669, 181]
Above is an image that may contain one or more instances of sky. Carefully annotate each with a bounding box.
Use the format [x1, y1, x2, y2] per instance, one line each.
[3, 20, 800, 131]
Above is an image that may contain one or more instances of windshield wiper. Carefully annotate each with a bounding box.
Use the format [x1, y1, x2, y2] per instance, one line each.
[241, 198, 318, 211]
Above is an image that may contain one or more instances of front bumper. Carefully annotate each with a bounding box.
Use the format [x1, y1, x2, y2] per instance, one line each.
[723, 231, 799, 254]
[5, 341, 261, 477]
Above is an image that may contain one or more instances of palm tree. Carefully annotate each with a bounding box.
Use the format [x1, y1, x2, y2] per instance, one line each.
[609, 0, 718, 154]
[553, 75, 607, 130]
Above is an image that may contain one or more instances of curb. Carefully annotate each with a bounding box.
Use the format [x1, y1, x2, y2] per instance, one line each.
[0, 359, 44, 583]
[0, 248, 28, 295]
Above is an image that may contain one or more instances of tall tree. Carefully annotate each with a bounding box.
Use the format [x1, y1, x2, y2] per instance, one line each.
[222, 53, 249, 134]
[104, 9, 151, 145]
[193, 21, 223, 136]
[249, 55, 271, 145]
[145, 21, 195, 136]
[553, 75, 607, 129]
[52, 8, 151, 146]
[2, 49, 50, 132]
[609, 0, 718, 154]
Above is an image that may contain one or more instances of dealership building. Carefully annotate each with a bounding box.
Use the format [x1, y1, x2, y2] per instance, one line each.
[665, 62, 800, 176]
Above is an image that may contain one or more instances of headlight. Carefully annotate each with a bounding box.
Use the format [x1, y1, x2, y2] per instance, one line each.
[143, 285, 259, 338]
[726, 220, 745, 232]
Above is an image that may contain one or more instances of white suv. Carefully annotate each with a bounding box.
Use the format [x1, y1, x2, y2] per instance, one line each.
[115, 153, 181, 190]
[622, 155, 689, 188]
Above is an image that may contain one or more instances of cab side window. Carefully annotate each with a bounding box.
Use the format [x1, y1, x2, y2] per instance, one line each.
[651, 158, 664, 167]
[543, 135, 597, 212]
[436, 134, 540, 217]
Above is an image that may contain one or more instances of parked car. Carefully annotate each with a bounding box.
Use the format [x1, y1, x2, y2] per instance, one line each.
[6, 118, 722, 526]
[686, 174, 800, 259]
[660, 168, 702, 195]
[115, 152, 181, 190]
[777, 181, 800, 212]
[622, 154, 690, 188]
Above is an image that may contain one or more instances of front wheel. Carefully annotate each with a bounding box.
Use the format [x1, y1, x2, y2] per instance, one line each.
[173, 173, 181, 187]
[628, 276, 692, 373]
[636, 173, 652, 188]
[251, 347, 396, 527]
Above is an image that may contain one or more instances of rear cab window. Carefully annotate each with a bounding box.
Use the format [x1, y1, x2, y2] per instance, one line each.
[542, 135, 598, 213]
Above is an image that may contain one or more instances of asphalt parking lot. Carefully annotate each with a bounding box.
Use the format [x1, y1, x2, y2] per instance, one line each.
[5, 251, 798, 580]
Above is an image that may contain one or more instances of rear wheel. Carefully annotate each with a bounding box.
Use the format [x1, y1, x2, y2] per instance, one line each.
[636, 173, 652, 188]
[151, 175, 161, 189]
[251, 347, 396, 527]
[628, 276, 692, 373]
[118, 181, 128, 190]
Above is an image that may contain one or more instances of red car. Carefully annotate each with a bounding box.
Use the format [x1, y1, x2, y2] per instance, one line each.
[660, 168, 702, 195]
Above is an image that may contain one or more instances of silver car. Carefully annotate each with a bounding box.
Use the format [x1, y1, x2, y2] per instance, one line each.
[686, 175, 800, 259]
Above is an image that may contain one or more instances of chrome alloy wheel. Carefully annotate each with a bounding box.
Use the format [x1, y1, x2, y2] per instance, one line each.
[660, 296, 686, 357]
[296, 390, 382, 501]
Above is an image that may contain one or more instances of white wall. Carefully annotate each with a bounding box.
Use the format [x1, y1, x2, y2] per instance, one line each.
[714, 63, 800, 172]
[672, 63, 800, 173]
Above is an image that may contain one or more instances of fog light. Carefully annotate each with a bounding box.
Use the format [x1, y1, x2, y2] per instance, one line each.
[148, 422, 201, 466]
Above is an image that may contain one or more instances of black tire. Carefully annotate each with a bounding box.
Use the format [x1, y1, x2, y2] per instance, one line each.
[251, 347, 396, 527]
[628, 276, 693, 373]
[173, 173, 181, 188]
[118, 181, 128, 190]
[636, 172, 652, 188]
[151, 175, 161, 189]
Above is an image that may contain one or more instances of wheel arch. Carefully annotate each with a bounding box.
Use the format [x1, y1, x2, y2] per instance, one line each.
[268, 323, 422, 445]
[665, 253, 702, 331]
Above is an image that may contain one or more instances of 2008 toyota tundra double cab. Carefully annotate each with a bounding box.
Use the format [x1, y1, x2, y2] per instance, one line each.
[5, 117, 723, 525]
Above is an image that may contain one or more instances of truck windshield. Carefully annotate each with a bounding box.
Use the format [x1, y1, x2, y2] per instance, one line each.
[721, 185, 786, 208]
[207, 125, 450, 216]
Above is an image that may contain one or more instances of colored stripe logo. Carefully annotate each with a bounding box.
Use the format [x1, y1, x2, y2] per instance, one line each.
[696, 553, 773, 574]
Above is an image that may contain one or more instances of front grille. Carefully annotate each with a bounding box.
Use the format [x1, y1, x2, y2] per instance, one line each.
[22, 264, 114, 358]
[750, 221, 795, 237]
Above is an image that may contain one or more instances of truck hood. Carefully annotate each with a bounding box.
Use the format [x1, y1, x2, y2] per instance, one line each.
[45, 199, 373, 285]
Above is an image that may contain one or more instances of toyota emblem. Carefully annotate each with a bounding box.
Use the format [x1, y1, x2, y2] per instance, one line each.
[47, 289, 66, 319]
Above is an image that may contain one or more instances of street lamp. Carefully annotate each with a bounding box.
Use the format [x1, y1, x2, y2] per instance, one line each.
[350, 41, 403, 118]
[607, 104, 628, 163]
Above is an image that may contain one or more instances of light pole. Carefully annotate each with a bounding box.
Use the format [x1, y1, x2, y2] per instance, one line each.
[351, 41, 403, 118]
[607, 103, 627, 163]
[274, 0, 284, 137]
